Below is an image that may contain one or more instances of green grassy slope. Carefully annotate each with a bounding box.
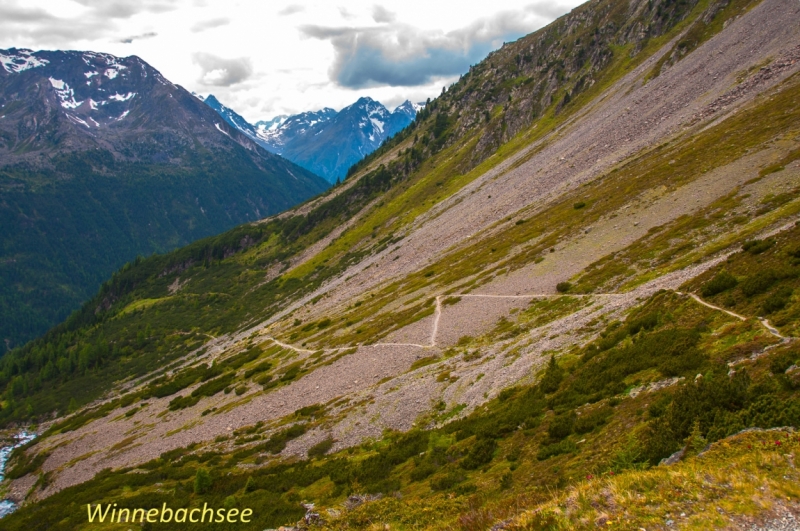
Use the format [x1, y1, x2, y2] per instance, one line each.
[3, 225, 799, 530]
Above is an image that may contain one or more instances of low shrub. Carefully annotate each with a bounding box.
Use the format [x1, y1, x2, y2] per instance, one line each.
[537, 439, 577, 460]
[308, 437, 335, 459]
[701, 271, 738, 297]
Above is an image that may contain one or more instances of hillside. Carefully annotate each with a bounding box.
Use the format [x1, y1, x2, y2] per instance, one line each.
[1, 0, 800, 528]
[0, 49, 328, 352]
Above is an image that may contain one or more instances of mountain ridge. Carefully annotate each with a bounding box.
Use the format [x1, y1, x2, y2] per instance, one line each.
[202, 94, 420, 182]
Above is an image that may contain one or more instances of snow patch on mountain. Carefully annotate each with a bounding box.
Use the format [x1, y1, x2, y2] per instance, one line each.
[0, 50, 49, 73]
[49, 78, 83, 109]
[215, 123, 231, 137]
[108, 92, 136, 102]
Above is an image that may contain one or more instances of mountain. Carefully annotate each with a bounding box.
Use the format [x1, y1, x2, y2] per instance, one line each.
[255, 107, 338, 152]
[277, 97, 420, 182]
[3, 0, 800, 529]
[197, 93, 259, 140]
[202, 95, 419, 183]
[0, 48, 328, 352]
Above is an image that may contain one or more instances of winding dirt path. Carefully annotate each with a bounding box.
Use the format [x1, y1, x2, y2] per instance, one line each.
[677, 291, 789, 340]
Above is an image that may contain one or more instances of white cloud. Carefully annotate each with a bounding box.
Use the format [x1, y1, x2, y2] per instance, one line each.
[190, 17, 230, 33]
[0, 0, 583, 121]
[278, 4, 305, 16]
[193, 53, 254, 86]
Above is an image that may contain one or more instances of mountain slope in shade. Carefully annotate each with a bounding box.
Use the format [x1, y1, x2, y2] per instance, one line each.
[0, 48, 328, 352]
[203, 95, 419, 183]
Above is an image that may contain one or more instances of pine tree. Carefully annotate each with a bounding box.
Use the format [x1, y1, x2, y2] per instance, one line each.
[539, 355, 564, 394]
[686, 419, 708, 455]
[194, 468, 212, 494]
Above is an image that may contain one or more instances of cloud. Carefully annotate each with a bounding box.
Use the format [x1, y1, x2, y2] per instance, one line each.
[337, 6, 356, 19]
[278, 4, 304, 16]
[300, 5, 566, 89]
[190, 17, 230, 32]
[120, 31, 158, 43]
[0, 0, 182, 46]
[372, 5, 396, 23]
[0, 4, 55, 23]
[70, 0, 180, 19]
[193, 52, 254, 86]
[0, 3, 112, 44]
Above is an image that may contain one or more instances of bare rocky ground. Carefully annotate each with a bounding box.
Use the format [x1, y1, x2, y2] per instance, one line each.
[11, 0, 800, 504]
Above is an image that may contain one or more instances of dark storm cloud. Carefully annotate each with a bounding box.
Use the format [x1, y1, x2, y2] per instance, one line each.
[120, 31, 158, 43]
[300, 3, 568, 89]
[193, 53, 254, 86]
[190, 17, 231, 33]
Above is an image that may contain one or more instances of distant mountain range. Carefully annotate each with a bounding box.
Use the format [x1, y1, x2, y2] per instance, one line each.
[201, 94, 422, 182]
[0, 47, 328, 351]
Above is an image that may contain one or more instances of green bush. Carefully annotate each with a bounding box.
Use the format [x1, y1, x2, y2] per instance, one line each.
[5, 450, 49, 480]
[701, 271, 738, 297]
[295, 404, 325, 418]
[410, 462, 438, 481]
[742, 239, 774, 255]
[307, 437, 335, 458]
[244, 361, 272, 378]
[537, 439, 577, 460]
[168, 395, 200, 410]
[573, 201, 586, 209]
[763, 286, 793, 314]
[547, 411, 576, 441]
[741, 270, 778, 297]
[430, 471, 465, 491]
[539, 355, 564, 394]
[574, 406, 612, 434]
[770, 351, 797, 374]
[191, 373, 236, 398]
[461, 438, 497, 469]
[193, 468, 212, 494]
[556, 282, 572, 293]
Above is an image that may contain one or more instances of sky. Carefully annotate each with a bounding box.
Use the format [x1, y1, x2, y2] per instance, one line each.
[0, 0, 584, 122]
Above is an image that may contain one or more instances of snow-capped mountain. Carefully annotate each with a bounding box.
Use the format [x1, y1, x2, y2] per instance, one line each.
[202, 95, 421, 183]
[199, 93, 260, 140]
[254, 115, 288, 133]
[277, 97, 421, 182]
[255, 108, 338, 152]
[0, 47, 328, 351]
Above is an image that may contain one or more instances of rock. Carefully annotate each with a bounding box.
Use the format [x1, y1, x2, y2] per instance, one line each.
[660, 447, 686, 466]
